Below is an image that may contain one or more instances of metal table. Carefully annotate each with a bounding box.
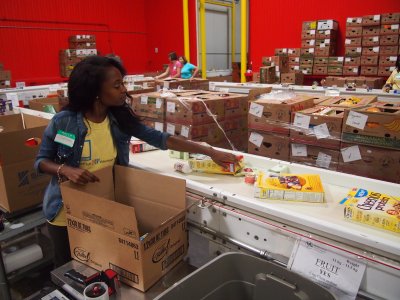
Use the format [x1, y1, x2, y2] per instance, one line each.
[0, 209, 47, 300]
[51, 260, 196, 300]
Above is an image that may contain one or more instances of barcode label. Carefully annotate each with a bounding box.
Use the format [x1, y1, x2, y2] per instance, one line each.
[109, 263, 139, 284]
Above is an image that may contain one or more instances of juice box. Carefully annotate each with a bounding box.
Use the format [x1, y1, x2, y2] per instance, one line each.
[255, 173, 325, 203]
[340, 188, 400, 233]
[188, 155, 244, 175]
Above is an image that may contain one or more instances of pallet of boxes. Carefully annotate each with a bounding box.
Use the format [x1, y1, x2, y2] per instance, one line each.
[59, 35, 97, 77]
[259, 51, 287, 84]
[0, 62, 11, 89]
[155, 78, 209, 91]
[124, 75, 156, 95]
[378, 13, 399, 77]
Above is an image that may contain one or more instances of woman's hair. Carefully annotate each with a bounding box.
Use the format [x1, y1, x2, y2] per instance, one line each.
[396, 55, 400, 71]
[65, 55, 140, 134]
[168, 51, 178, 61]
[179, 56, 188, 65]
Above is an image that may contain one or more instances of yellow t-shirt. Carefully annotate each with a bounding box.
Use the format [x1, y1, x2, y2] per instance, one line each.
[50, 116, 117, 226]
[385, 69, 400, 90]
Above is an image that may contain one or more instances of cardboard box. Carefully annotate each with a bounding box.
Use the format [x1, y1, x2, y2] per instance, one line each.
[362, 36, 380, 47]
[327, 66, 343, 76]
[141, 118, 165, 132]
[300, 48, 315, 57]
[365, 77, 385, 88]
[360, 55, 379, 66]
[300, 57, 314, 67]
[313, 66, 328, 75]
[345, 27, 363, 38]
[259, 66, 277, 84]
[316, 29, 337, 39]
[380, 45, 399, 55]
[360, 66, 378, 76]
[287, 48, 300, 56]
[0, 114, 50, 212]
[155, 79, 191, 90]
[131, 92, 167, 120]
[165, 122, 223, 143]
[29, 97, 61, 113]
[380, 24, 400, 35]
[317, 20, 338, 30]
[315, 46, 335, 57]
[248, 131, 290, 161]
[362, 26, 381, 36]
[302, 21, 317, 31]
[343, 66, 360, 76]
[362, 15, 381, 26]
[280, 73, 304, 85]
[290, 107, 344, 149]
[290, 144, 340, 171]
[68, 35, 96, 43]
[378, 66, 396, 76]
[288, 65, 301, 73]
[248, 95, 315, 135]
[68, 42, 97, 50]
[252, 72, 260, 82]
[380, 35, 399, 45]
[301, 39, 316, 48]
[165, 94, 225, 126]
[344, 56, 361, 66]
[338, 143, 400, 183]
[328, 57, 344, 66]
[362, 46, 380, 56]
[319, 95, 377, 108]
[325, 76, 346, 87]
[288, 57, 300, 65]
[0, 70, 11, 81]
[300, 67, 313, 75]
[274, 48, 288, 56]
[316, 38, 335, 47]
[314, 57, 329, 66]
[189, 78, 210, 90]
[381, 13, 400, 25]
[61, 166, 188, 291]
[346, 17, 363, 27]
[341, 102, 400, 150]
[262, 56, 289, 73]
[301, 30, 316, 40]
[305, 95, 336, 106]
[344, 37, 362, 47]
[379, 55, 398, 66]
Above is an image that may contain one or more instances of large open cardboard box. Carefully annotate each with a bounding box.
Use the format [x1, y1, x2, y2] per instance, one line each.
[0, 113, 50, 212]
[60, 166, 188, 291]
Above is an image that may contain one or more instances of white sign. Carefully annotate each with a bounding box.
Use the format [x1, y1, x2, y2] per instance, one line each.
[167, 102, 176, 113]
[289, 239, 366, 300]
[181, 126, 190, 138]
[357, 18, 362, 23]
[249, 132, 264, 147]
[373, 47, 379, 52]
[316, 152, 332, 168]
[345, 58, 351, 62]
[341, 146, 362, 163]
[310, 40, 315, 46]
[357, 47, 362, 53]
[345, 39, 351, 45]
[338, 57, 344, 62]
[156, 98, 163, 109]
[372, 36, 379, 42]
[324, 30, 330, 35]
[166, 123, 175, 135]
[249, 102, 264, 118]
[346, 111, 368, 130]
[390, 56, 397, 62]
[143, 82, 148, 88]
[6, 93, 19, 107]
[353, 68, 358, 73]
[155, 122, 163, 132]
[140, 95, 148, 105]
[373, 14, 380, 21]
[291, 144, 307, 157]
[320, 43, 326, 48]
[309, 48, 314, 53]
[392, 24, 399, 30]
[325, 39, 330, 44]
[313, 123, 330, 139]
[310, 30, 316, 34]
[293, 113, 311, 129]
[16, 82, 25, 89]
[294, 66, 300, 70]
[347, 18, 353, 23]
[295, 57, 299, 62]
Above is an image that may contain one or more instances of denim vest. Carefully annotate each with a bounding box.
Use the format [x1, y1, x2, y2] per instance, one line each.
[34, 110, 169, 221]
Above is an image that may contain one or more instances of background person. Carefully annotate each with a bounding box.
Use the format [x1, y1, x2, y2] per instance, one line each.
[179, 55, 199, 80]
[155, 51, 181, 79]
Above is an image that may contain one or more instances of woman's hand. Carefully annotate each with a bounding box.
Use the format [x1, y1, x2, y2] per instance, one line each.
[61, 166, 100, 185]
[208, 148, 239, 167]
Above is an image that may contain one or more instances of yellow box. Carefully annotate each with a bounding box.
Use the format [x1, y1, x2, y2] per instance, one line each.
[341, 188, 400, 233]
[255, 173, 325, 203]
[188, 156, 243, 175]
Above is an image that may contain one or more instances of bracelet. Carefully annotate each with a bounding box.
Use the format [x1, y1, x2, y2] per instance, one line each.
[57, 163, 65, 184]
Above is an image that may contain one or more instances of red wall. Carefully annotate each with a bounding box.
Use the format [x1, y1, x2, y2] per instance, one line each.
[250, 0, 400, 71]
[0, 0, 149, 85]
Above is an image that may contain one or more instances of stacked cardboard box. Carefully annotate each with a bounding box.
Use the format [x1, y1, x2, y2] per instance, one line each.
[262, 56, 289, 83]
[0, 63, 11, 89]
[60, 35, 97, 77]
[248, 93, 315, 161]
[360, 14, 382, 76]
[339, 101, 399, 183]
[313, 20, 339, 75]
[300, 21, 316, 75]
[155, 78, 209, 91]
[287, 49, 301, 74]
[378, 13, 400, 76]
[324, 76, 384, 88]
[344, 16, 363, 76]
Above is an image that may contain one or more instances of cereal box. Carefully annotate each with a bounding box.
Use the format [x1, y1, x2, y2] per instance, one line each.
[255, 173, 324, 203]
[341, 188, 400, 233]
